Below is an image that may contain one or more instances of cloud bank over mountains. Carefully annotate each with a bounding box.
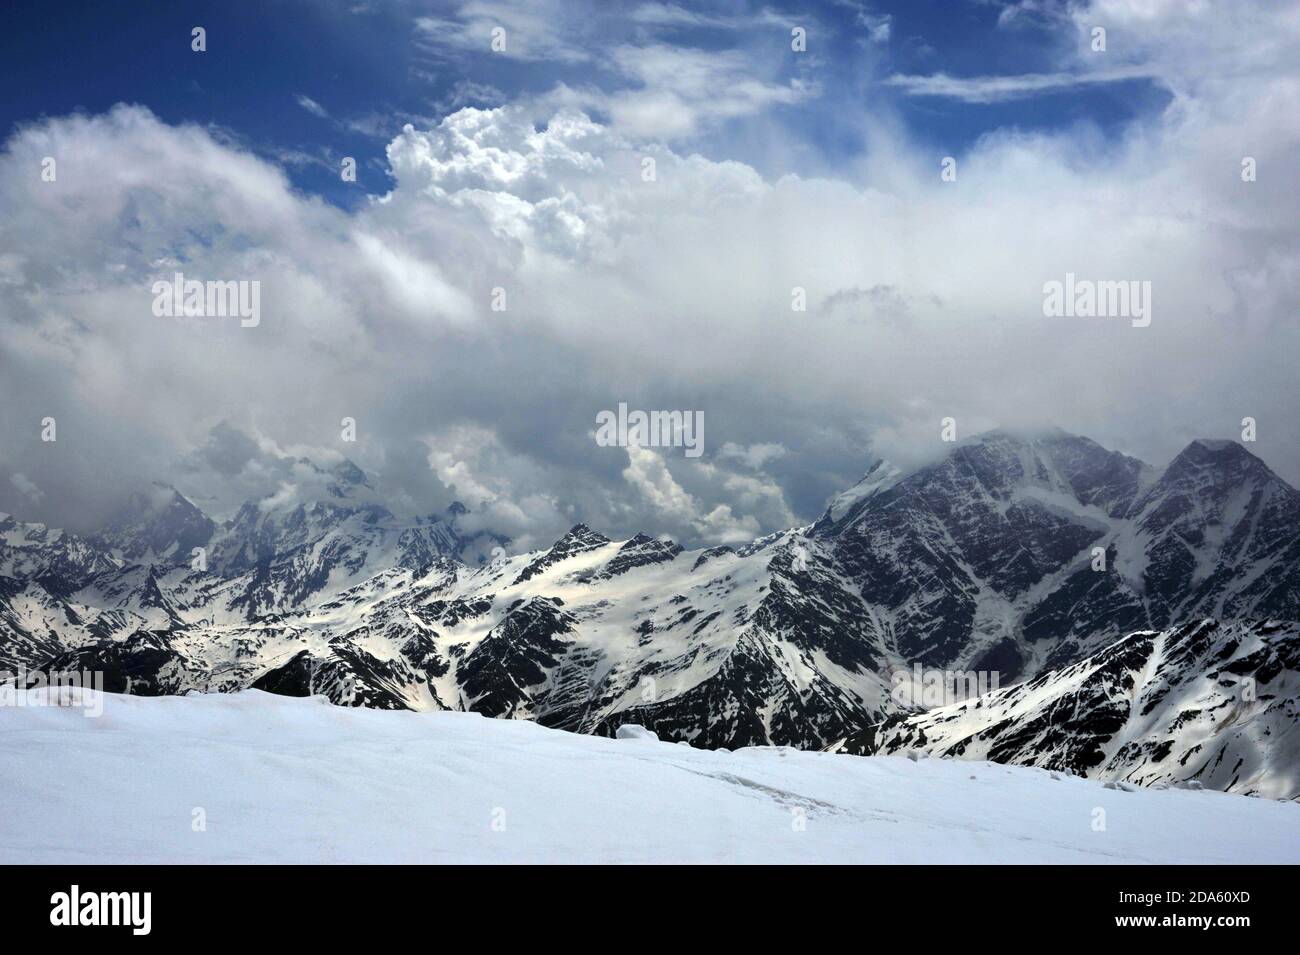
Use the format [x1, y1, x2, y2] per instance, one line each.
[1, 0, 1297, 551]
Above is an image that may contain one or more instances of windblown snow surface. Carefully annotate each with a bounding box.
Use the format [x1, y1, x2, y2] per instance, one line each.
[1, 688, 1296, 864]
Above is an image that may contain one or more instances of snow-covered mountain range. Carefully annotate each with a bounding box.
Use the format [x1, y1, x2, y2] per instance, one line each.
[2, 430, 1298, 795]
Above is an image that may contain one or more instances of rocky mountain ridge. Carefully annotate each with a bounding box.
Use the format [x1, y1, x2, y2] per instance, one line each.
[2, 430, 1297, 794]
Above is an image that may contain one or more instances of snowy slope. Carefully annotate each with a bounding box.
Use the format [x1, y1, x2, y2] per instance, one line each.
[1, 687, 1295, 864]
[839, 619, 1300, 799]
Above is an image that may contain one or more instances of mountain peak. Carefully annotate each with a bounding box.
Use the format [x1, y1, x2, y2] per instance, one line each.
[93, 484, 215, 563]
[1165, 438, 1274, 483]
[973, 424, 1072, 442]
[825, 459, 904, 523]
[511, 523, 612, 585]
[327, 458, 372, 495]
[1180, 437, 1254, 458]
[558, 523, 609, 546]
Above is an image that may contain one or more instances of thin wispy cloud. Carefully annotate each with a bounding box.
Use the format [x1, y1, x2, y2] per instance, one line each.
[294, 93, 331, 118]
[884, 66, 1154, 103]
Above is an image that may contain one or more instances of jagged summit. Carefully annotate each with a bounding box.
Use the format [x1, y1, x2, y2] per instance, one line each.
[90, 483, 215, 563]
[824, 459, 903, 523]
[512, 523, 612, 585]
[1162, 437, 1276, 482]
[557, 522, 610, 545]
[322, 460, 373, 499]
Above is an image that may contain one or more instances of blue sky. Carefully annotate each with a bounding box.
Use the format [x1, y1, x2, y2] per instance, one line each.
[1, 1, 1297, 547]
[1, 0, 1168, 208]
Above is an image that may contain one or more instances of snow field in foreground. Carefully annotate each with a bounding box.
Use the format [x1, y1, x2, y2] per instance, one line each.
[1, 688, 1296, 864]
